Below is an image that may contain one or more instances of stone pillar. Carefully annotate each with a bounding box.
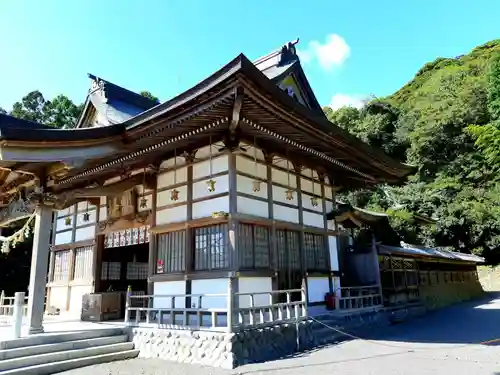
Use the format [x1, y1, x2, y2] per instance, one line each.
[26, 203, 52, 334]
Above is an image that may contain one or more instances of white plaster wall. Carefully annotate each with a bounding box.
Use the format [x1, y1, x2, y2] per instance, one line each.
[238, 277, 273, 308]
[237, 196, 269, 218]
[303, 211, 324, 228]
[238, 143, 265, 161]
[57, 205, 74, 218]
[54, 203, 97, 245]
[301, 192, 324, 213]
[235, 156, 266, 179]
[273, 204, 299, 223]
[307, 277, 329, 303]
[236, 174, 267, 199]
[328, 236, 339, 271]
[156, 205, 188, 225]
[192, 196, 229, 219]
[300, 177, 321, 196]
[75, 225, 95, 242]
[157, 186, 188, 206]
[157, 167, 188, 188]
[325, 200, 334, 214]
[48, 286, 68, 311]
[272, 185, 298, 206]
[153, 281, 186, 309]
[191, 279, 227, 309]
[54, 231, 72, 246]
[193, 155, 228, 179]
[193, 174, 229, 200]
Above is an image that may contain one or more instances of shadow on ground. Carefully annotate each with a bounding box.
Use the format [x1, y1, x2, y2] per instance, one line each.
[362, 292, 500, 345]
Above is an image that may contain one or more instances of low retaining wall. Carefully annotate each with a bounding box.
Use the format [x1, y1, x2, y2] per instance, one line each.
[129, 304, 428, 369]
[129, 322, 317, 369]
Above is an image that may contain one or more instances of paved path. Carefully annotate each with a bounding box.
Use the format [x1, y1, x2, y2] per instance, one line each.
[59, 294, 500, 375]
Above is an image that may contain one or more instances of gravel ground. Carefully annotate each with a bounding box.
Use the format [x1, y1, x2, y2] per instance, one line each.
[58, 294, 500, 375]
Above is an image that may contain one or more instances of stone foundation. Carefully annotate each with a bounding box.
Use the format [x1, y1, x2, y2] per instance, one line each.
[129, 305, 428, 369]
[129, 322, 317, 369]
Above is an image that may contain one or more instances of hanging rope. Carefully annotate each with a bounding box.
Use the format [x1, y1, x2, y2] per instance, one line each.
[0, 213, 36, 254]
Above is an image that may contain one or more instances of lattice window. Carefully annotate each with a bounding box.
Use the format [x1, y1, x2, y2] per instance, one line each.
[194, 224, 229, 271]
[156, 230, 186, 274]
[304, 232, 327, 270]
[276, 229, 300, 271]
[238, 224, 271, 269]
[101, 262, 121, 280]
[53, 250, 71, 282]
[73, 246, 93, 280]
[126, 263, 149, 279]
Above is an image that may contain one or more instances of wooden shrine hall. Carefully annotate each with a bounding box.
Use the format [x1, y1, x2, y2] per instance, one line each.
[0, 39, 414, 334]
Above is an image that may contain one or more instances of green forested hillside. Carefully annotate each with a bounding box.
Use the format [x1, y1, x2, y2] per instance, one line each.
[324, 39, 500, 263]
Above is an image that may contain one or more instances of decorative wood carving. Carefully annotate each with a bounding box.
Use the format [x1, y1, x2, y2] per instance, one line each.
[99, 187, 152, 232]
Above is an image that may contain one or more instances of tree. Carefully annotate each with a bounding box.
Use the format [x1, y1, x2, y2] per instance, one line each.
[140, 91, 159, 103]
[0, 107, 6, 114]
[328, 39, 500, 262]
[9, 91, 81, 128]
[468, 53, 500, 169]
[10, 90, 48, 123]
[44, 94, 82, 129]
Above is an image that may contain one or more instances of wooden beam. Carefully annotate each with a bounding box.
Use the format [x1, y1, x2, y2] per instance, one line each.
[229, 87, 244, 133]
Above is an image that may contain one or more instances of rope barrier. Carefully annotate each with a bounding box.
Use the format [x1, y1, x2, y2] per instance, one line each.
[308, 316, 498, 352]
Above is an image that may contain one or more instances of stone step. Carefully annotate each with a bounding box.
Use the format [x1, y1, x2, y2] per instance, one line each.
[0, 328, 127, 350]
[0, 349, 139, 375]
[0, 335, 129, 361]
[0, 342, 135, 372]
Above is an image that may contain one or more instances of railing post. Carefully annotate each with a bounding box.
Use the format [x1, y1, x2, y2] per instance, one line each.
[124, 286, 131, 326]
[12, 292, 25, 339]
[0, 290, 4, 316]
[301, 280, 308, 318]
[227, 277, 234, 333]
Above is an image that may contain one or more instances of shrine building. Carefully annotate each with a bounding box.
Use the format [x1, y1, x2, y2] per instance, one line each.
[0, 40, 418, 335]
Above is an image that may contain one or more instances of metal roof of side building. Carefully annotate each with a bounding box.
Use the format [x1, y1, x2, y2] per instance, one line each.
[379, 243, 485, 264]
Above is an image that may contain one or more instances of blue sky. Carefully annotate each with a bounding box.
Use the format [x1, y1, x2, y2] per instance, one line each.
[0, 0, 499, 111]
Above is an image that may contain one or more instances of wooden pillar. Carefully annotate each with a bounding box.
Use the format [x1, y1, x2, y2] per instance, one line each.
[227, 152, 239, 311]
[321, 177, 334, 295]
[185, 153, 194, 308]
[93, 235, 104, 293]
[27, 203, 52, 334]
[295, 166, 308, 304]
[147, 175, 158, 295]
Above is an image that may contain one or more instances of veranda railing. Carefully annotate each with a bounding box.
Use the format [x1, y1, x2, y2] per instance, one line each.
[124, 288, 309, 331]
[336, 285, 383, 310]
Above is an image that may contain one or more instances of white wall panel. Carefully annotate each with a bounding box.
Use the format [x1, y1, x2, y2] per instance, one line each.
[153, 281, 186, 308]
[75, 226, 95, 242]
[235, 156, 266, 179]
[156, 205, 188, 225]
[236, 174, 267, 199]
[273, 204, 299, 223]
[192, 196, 229, 219]
[156, 185, 188, 207]
[193, 155, 228, 180]
[271, 168, 297, 188]
[272, 185, 298, 206]
[191, 279, 227, 309]
[303, 211, 324, 228]
[193, 175, 229, 200]
[157, 167, 188, 189]
[237, 196, 269, 218]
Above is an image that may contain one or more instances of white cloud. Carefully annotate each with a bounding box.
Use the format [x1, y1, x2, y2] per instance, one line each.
[328, 94, 366, 110]
[298, 34, 351, 70]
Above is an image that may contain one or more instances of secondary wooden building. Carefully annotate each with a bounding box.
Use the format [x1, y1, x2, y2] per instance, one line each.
[0, 40, 413, 332]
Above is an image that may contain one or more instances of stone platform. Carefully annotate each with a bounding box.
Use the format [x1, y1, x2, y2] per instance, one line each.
[130, 303, 427, 369]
